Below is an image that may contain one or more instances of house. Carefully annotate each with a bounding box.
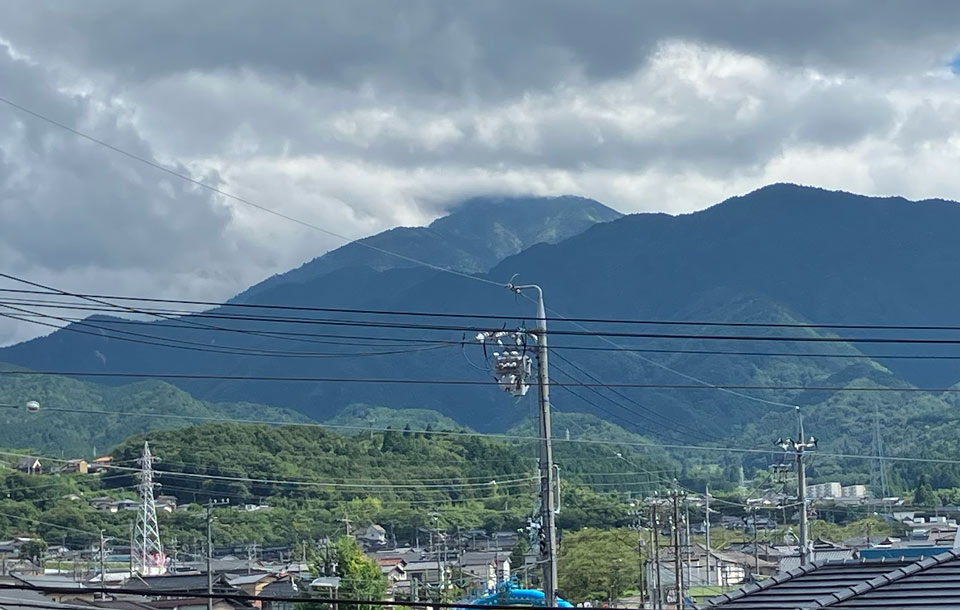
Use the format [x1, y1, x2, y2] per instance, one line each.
[125, 573, 244, 599]
[16, 457, 42, 475]
[355, 524, 387, 549]
[88, 456, 112, 474]
[91, 497, 119, 512]
[376, 557, 407, 585]
[227, 573, 278, 606]
[777, 538, 854, 572]
[698, 549, 960, 608]
[0, 536, 40, 555]
[10, 574, 90, 603]
[458, 551, 510, 591]
[259, 578, 299, 610]
[403, 561, 447, 586]
[59, 459, 90, 474]
[156, 496, 178, 513]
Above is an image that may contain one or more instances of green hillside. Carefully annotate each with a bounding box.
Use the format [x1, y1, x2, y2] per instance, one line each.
[0, 365, 309, 456]
[326, 403, 462, 432]
[0, 420, 664, 548]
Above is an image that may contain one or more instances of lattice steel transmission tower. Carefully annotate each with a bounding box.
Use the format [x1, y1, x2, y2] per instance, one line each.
[133, 441, 166, 575]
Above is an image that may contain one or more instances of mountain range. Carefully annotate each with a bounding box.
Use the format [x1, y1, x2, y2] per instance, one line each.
[5, 184, 960, 487]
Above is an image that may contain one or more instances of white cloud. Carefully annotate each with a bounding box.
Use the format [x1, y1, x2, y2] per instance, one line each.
[2, 5, 960, 345]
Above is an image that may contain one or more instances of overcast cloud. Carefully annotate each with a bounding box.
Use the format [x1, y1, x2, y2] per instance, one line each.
[2, 1, 960, 344]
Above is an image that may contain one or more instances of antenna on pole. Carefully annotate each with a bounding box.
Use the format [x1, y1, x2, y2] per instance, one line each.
[133, 441, 166, 575]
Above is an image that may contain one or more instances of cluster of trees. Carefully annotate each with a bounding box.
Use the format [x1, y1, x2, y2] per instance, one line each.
[1, 421, 658, 552]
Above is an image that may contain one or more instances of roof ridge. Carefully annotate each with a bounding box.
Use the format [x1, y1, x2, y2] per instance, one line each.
[697, 560, 823, 608]
[812, 548, 960, 608]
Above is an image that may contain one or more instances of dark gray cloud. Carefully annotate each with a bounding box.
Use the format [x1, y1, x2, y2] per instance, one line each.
[0, 1, 959, 345]
[3, 1, 960, 99]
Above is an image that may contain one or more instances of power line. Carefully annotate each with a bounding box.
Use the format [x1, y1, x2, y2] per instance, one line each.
[11, 299, 960, 361]
[0, 99, 505, 290]
[551, 351, 718, 442]
[7, 287, 960, 332]
[0, 303, 455, 359]
[2, 369, 948, 393]
[12, 290, 960, 345]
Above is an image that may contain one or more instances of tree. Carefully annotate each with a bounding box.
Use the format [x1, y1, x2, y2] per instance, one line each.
[332, 536, 387, 610]
[914, 474, 937, 507]
[557, 528, 641, 604]
[20, 538, 48, 564]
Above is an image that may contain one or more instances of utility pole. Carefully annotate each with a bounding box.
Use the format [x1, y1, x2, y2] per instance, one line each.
[505, 281, 558, 606]
[671, 487, 684, 606]
[650, 501, 661, 609]
[751, 507, 759, 580]
[777, 406, 817, 566]
[705, 485, 711, 586]
[205, 499, 229, 610]
[684, 499, 692, 589]
[99, 530, 106, 600]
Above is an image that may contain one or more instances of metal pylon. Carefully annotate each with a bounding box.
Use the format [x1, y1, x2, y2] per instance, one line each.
[133, 441, 166, 575]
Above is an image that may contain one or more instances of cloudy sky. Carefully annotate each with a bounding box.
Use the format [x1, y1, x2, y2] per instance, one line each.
[1, 1, 960, 344]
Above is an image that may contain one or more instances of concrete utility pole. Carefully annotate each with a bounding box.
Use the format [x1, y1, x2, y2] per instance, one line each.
[506, 281, 558, 606]
[704, 485, 712, 586]
[99, 530, 106, 600]
[684, 500, 692, 590]
[650, 501, 662, 609]
[205, 499, 229, 610]
[777, 406, 817, 566]
[751, 507, 759, 579]
[671, 487, 684, 605]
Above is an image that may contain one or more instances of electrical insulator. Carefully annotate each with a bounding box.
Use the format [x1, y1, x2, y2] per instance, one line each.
[478, 329, 534, 397]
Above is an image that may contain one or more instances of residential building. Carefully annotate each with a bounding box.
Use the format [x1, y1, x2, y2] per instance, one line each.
[259, 578, 298, 610]
[841, 484, 867, 498]
[806, 481, 842, 500]
[356, 524, 387, 549]
[699, 549, 960, 608]
[376, 557, 407, 585]
[777, 539, 854, 572]
[403, 561, 447, 586]
[458, 551, 510, 592]
[16, 457, 42, 475]
[227, 573, 278, 607]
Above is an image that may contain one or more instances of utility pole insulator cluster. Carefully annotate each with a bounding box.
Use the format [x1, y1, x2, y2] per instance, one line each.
[775, 406, 817, 565]
[477, 330, 534, 396]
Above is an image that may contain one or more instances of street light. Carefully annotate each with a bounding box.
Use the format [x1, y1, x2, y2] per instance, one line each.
[0, 399, 40, 412]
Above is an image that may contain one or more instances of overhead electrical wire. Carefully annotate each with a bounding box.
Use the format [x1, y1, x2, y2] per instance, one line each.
[9, 287, 960, 345]
[550, 351, 718, 442]
[9, 301, 960, 361]
[3, 369, 949, 393]
[0, 304, 454, 359]
[0, 97, 506, 289]
[7, 287, 960, 332]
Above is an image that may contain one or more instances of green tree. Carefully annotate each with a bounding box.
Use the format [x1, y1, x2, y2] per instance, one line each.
[332, 536, 387, 610]
[557, 528, 641, 604]
[914, 474, 937, 507]
[20, 538, 48, 563]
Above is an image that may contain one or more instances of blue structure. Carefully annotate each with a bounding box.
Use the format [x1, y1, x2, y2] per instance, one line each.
[464, 582, 574, 608]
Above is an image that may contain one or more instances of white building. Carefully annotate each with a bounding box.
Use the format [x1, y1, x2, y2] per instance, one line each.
[807, 482, 842, 500]
[842, 484, 867, 498]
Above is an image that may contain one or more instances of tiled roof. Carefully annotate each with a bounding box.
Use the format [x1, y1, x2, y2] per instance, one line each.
[699, 550, 960, 609]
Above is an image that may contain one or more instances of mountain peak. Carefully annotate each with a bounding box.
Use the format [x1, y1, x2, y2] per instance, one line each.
[235, 194, 620, 301]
